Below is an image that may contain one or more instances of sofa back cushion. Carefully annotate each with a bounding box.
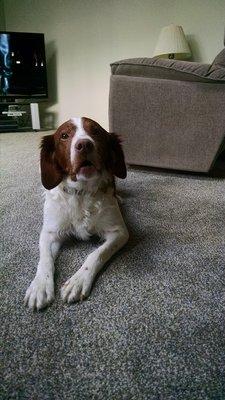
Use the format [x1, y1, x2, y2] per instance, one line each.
[211, 48, 225, 68]
[207, 48, 225, 80]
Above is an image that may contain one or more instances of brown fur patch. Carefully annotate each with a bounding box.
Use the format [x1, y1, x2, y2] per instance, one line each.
[82, 117, 127, 178]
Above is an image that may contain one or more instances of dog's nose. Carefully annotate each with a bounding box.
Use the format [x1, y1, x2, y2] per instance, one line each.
[75, 139, 93, 153]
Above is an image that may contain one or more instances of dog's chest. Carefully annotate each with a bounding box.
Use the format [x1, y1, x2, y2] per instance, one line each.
[44, 186, 115, 240]
[65, 193, 102, 239]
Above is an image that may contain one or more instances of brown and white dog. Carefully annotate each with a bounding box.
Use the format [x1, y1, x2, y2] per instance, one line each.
[24, 117, 129, 310]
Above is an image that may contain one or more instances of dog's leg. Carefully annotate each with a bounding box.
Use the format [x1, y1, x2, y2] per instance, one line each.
[24, 229, 61, 310]
[61, 227, 129, 303]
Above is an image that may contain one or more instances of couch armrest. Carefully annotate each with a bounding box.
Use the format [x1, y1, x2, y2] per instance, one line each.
[111, 57, 225, 83]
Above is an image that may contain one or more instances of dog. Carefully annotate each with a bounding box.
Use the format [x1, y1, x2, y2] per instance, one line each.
[24, 117, 129, 310]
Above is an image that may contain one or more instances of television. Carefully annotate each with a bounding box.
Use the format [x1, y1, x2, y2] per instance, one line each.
[0, 32, 48, 100]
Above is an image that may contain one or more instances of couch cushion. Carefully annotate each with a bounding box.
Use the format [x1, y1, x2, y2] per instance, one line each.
[207, 48, 225, 80]
[212, 47, 225, 67]
[111, 57, 225, 83]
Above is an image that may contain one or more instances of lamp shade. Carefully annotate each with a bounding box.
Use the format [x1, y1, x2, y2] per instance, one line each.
[153, 24, 191, 60]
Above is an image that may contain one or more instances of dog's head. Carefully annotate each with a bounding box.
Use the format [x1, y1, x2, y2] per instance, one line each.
[40, 117, 127, 189]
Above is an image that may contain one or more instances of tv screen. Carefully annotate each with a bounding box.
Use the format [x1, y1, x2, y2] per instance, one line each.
[0, 32, 48, 99]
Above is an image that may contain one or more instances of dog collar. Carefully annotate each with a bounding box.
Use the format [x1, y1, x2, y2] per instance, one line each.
[62, 186, 83, 195]
[62, 181, 114, 196]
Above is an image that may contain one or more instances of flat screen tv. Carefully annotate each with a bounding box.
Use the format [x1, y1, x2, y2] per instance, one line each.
[0, 32, 48, 100]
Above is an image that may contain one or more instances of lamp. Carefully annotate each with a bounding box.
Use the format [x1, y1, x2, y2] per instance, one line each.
[153, 24, 191, 60]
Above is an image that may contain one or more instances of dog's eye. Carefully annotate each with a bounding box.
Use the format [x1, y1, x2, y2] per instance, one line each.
[61, 132, 69, 140]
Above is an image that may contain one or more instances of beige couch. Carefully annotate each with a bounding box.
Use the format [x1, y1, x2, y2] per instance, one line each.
[109, 42, 225, 173]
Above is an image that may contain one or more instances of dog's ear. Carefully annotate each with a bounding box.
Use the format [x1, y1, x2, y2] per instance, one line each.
[40, 135, 64, 190]
[108, 133, 127, 179]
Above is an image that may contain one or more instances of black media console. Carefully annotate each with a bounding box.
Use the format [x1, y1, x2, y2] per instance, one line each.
[0, 102, 40, 132]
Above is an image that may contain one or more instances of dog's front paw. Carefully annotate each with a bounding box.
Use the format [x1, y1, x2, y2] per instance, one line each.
[24, 274, 54, 311]
[61, 269, 93, 303]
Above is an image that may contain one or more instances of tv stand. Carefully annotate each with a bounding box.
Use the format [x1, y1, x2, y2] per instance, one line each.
[0, 101, 41, 132]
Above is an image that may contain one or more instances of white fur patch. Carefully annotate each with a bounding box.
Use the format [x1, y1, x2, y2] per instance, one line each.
[70, 117, 94, 164]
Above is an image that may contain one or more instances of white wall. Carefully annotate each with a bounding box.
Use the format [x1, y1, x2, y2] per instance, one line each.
[0, 0, 6, 29]
[3, 0, 225, 129]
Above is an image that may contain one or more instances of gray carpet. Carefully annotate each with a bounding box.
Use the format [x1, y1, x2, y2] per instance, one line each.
[1, 131, 225, 400]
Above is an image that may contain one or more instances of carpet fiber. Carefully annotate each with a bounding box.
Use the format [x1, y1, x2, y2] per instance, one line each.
[1, 131, 225, 400]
